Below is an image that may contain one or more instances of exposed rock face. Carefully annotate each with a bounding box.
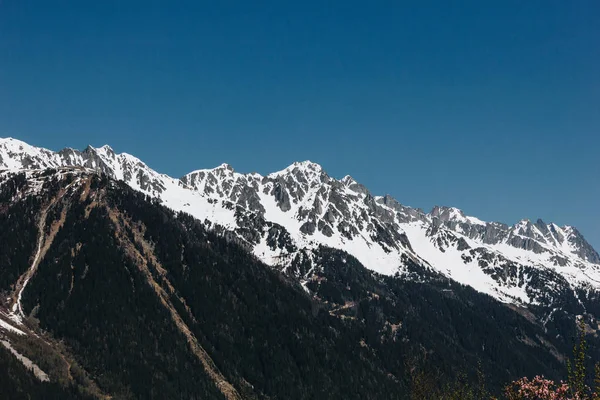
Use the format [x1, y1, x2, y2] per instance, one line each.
[2, 167, 586, 398]
[2, 136, 600, 310]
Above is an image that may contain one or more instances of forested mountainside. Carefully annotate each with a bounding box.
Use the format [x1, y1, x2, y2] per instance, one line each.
[2, 137, 600, 313]
[1, 168, 598, 399]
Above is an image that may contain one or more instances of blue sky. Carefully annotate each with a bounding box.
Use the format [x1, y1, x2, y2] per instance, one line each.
[1, 1, 599, 248]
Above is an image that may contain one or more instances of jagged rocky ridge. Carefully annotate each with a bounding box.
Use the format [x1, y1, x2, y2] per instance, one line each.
[0, 168, 591, 398]
[1, 137, 599, 309]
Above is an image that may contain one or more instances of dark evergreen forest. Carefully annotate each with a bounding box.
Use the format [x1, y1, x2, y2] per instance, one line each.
[0, 170, 595, 399]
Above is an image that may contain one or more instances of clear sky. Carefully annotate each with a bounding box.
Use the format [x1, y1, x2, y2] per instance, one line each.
[1, 1, 599, 249]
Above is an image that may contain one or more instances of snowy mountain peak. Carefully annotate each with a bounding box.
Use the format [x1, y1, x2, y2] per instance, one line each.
[0, 137, 59, 170]
[341, 175, 355, 185]
[429, 205, 486, 226]
[185, 162, 236, 176]
[291, 160, 322, 171]
[0, 137, 22, 145]
[2, 137, 600, 308]
[217, 162, 234, 171]
[93, 144, 117, 158]
[269, 160, 324, 178]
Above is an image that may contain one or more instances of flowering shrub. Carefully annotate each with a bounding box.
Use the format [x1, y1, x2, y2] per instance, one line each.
[409, 319, 599, 399]
[502, 320, 599, 400]
[505, 376, 578, 400]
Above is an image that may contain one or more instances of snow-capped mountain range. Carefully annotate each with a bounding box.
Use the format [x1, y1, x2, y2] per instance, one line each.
[2, 137, 599, 307]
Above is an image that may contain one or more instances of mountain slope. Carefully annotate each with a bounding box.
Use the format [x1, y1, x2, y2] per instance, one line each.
[1, 167, 594, 398]
[0, 169, 405, 398]
[2, 137, 599, 311]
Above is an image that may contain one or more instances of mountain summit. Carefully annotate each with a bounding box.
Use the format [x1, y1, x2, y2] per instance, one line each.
[1, 137, 600, 398]
[1, 137, 599, 308]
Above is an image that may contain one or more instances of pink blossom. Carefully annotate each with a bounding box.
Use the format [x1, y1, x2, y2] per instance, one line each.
[505, 376, 587, 400]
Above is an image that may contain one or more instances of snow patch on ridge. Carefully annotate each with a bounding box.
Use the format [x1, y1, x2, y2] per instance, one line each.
[401, 222, 531, 304]
[2, 137, 600, 307]
[0, 318, 25, 336]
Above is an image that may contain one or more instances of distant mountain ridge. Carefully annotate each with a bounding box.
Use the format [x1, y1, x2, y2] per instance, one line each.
[2, 166, 584, 398]
[1, 136, 599, 308]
